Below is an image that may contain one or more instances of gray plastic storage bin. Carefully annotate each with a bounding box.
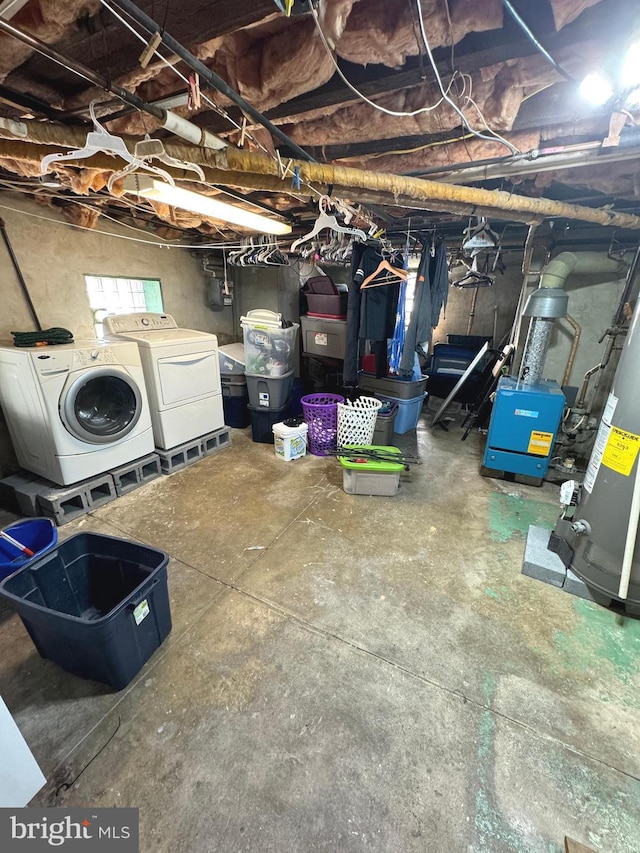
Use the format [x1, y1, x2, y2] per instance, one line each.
[245, 371, 294, 408]
[300, 315, 347, 359]
[372, 402, 399, 445]
[218, 342, 246, 375]
[221, 375, 248, 397]
[358, 372, 428, 399]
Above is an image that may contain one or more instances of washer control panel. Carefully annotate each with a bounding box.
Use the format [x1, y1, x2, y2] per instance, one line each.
[75, 347, 118, 365]
[104, 313, 177, 334]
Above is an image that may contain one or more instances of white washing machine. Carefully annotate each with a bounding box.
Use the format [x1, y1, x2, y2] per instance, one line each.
[0, 340, 154, 486]
[104, 313, 224, 450]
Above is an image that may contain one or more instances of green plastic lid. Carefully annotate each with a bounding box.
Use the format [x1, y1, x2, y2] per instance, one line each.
[338, 445, 404, 472]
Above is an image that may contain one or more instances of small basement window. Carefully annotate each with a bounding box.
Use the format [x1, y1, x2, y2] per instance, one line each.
[85, 275, 164, 338]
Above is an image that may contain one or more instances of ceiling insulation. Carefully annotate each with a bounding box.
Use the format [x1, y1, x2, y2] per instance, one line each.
[0, 0, 637, 241]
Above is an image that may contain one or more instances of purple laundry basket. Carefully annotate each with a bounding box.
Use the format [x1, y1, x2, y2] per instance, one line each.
[301, 393, 345, 456]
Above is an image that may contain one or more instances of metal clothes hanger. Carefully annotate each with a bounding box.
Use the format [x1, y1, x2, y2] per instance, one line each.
[40, 102, 173, 186]
[290, 196, 367, 252]
[452, 253, 494, 288]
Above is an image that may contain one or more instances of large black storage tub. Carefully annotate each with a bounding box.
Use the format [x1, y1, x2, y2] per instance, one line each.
[0, 532, 171, 690]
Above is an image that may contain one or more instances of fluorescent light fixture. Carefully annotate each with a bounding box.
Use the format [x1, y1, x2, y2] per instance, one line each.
[622, 42, 640, 89]
[578, 71, 614, 106]
[122, 176, 292, 235]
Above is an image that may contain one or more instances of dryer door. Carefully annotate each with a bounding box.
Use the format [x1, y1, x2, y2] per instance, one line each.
[60, 367, 143, 444]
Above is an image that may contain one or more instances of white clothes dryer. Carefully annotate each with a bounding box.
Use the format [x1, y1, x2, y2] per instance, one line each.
[0, 340, 154, 485]
[104, 313, 224, 450]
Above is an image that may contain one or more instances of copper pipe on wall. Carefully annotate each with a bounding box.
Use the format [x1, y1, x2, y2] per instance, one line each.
[562, 314, 581, 386]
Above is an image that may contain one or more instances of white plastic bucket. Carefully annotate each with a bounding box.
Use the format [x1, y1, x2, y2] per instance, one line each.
[272, 421, 308, 461]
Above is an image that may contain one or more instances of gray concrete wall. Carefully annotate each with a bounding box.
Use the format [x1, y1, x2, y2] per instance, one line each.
[0, 194, 235, 477]
[542, 274, 625, 392]
[431, 252, 524, 348]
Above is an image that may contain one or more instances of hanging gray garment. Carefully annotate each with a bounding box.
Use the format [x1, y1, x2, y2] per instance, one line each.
[430, 238, 449, 328]
[399, 238, 433, 374]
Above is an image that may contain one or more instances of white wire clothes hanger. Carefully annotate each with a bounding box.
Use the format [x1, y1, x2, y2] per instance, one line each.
[290, 195, 367, 252]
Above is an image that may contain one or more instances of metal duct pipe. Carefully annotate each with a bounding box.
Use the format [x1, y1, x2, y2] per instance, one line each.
[519, 317, 554, 384]
[518, 251, 628, 383]
[538, 251, 627, 289]
[106, 0, 315, 163]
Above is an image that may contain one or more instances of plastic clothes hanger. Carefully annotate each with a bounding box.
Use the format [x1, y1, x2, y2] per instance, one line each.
[107, 135, 206, 191]
[462, 217, 500, 252]
[290, 196, 367, 252]
[40, 103, 173, 187]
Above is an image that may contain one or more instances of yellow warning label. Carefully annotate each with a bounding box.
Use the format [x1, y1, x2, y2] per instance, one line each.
[602, 426, 640, 476]
[527, 430, 554, 456]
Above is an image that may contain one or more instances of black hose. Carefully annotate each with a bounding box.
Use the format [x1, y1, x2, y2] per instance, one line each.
[0, 218, 42, 331]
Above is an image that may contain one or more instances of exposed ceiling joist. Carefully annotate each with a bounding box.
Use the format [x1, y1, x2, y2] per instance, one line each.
[4, 0, 277, 99]
[0, 0, 29, 19]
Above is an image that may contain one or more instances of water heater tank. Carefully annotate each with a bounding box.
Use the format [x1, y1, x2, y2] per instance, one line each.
[553, 306, 640, 613]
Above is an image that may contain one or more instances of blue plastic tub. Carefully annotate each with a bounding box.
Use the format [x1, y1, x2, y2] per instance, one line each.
[0, 532, 171, 690]
[0, 518, 58, 581]
[375, 392, 427, 434]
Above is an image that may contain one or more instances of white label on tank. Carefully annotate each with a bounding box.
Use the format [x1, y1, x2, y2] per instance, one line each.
[603, 392, 618, 424]
[583, 391, 617, 493]
[314, 333, 328, 346]
[133, 599, 150, 625]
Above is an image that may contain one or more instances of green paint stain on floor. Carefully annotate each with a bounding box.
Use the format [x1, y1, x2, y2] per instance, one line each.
[472, 674, 562, 852]
[546, 746, 640, 849]
[553, 598, 640, 691]
[488, 492, 557, 543]
[485, 585, 509, 602]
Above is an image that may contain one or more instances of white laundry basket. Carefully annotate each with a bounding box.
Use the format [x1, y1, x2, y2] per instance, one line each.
[337, 396, 383, 447]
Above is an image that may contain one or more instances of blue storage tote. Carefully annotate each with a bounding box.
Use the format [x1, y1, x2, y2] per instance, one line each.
[376, 392, 427, 434]
[0, 532, 171, 690]
[0, 518, 57, 581]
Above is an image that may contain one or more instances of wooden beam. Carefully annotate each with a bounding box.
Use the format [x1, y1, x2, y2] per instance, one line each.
[4, 0, 276, 99]
[261, 0, 630, 124]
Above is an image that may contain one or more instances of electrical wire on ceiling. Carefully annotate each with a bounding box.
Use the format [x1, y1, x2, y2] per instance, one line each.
[413, 0, 520, 155]
[308, 0, 519, 155]
[309, 3, 462, 117]
[501, 0, 575, 84]
[97, 0, 382, 228]
[97, 0, 274, 160]
[364, 133, 475, 159]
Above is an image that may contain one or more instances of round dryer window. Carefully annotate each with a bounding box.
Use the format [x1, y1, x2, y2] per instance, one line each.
[61, 367, 143, 444]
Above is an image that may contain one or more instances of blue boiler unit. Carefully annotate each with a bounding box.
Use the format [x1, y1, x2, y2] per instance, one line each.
[483, 376, 565, 478]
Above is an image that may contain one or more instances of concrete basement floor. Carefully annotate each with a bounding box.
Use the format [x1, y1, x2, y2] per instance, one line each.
[1, 409, 640, 853]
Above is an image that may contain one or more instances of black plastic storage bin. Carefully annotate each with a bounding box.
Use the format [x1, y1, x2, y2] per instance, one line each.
[248, 400, 291, 443]
[0, 532, 171, 690]
[223, 393, 251, 428]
